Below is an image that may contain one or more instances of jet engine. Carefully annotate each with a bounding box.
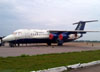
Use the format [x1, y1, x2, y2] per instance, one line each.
[68, 34, 81, 39]
[58, 33, 68, 40]
[49, 33, 58, 40]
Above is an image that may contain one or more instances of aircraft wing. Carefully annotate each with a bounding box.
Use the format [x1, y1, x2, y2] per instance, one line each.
[49, 30, 100, 33]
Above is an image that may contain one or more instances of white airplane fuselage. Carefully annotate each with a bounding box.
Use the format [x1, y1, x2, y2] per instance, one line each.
[2, 29, 81, 47]
[3, 29, 50, 43]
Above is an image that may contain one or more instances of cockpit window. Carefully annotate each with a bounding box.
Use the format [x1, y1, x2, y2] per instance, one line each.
[13, 32, 22, 35]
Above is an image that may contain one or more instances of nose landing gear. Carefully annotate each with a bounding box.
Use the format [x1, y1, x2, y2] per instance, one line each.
[9, 43, 20, 47]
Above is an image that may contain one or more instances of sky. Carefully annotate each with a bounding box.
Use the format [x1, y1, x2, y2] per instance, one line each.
[0, 0, 100, 40]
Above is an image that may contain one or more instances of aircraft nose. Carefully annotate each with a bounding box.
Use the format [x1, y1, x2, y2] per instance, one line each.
[3, 34, 15, 42]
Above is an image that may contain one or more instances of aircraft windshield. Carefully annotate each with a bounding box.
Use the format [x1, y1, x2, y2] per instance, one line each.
[13, 32, 22, 35]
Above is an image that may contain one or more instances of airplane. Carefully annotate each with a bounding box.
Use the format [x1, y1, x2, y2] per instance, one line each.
[1, 20, 99, 47]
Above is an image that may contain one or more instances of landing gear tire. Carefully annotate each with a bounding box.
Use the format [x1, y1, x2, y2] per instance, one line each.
[17, 43, 20, 47]
[9, 43, 14, 47]
[47, 42, 51, 46]
[0, 44, 1, 47]
[57, 40, 63, 46]
[58, 43, 63, 46]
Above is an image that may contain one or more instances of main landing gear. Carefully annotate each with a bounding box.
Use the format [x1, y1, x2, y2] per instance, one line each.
[47, 42, 51, 46]
[47, 40, 63, 46]
[57, 40, 63, 46]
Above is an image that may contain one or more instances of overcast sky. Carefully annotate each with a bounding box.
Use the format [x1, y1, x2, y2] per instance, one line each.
[0, 0, 100, 40]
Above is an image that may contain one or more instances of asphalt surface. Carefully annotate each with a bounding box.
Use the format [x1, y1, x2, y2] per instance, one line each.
[0, 42, 100, 72]
[0, 42, 100, 57]
[67, 64, 100, 72]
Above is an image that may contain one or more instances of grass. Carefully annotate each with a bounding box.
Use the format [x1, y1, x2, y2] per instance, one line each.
[0, 50, 100, 72]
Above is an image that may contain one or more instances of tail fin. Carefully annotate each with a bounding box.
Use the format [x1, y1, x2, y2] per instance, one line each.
[73, 20, 98, 30]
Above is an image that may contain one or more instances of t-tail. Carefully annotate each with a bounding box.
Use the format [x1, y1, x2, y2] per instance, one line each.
[73, 20, 98, 30]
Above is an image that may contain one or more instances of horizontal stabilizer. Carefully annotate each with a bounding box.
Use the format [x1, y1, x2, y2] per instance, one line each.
[73, 20, 98, 25]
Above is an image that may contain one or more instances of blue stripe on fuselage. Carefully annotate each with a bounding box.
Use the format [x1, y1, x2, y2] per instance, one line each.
[9, 38, 76, 44]
[9, 38, 57, 43]
[9, 38, 49, 43]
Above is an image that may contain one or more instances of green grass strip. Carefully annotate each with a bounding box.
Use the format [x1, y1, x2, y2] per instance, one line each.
[0, 50, 100, 72]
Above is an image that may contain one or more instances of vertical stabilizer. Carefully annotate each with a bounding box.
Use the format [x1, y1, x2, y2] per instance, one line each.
[73, 20, 98, 30]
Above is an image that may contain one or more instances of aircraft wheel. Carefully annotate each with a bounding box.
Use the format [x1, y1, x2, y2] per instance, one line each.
[58, 43, 63, 46]
[18, 43, 20, 47]
[57, 40, 63, 46]
[9, 43, 14, 47]
[2, 42, 5, 46]
[47, 42, 51, 46]
[0, 44, 1, 47]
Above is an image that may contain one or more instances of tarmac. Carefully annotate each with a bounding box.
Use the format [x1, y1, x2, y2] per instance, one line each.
[0, 42, 100, 57]
[0, 42, 100, 72]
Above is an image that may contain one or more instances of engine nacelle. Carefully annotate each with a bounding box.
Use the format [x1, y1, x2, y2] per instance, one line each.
[49, 33, 58, 40]
[58, 33, 68, 40]
[68, 34, 81, 39]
